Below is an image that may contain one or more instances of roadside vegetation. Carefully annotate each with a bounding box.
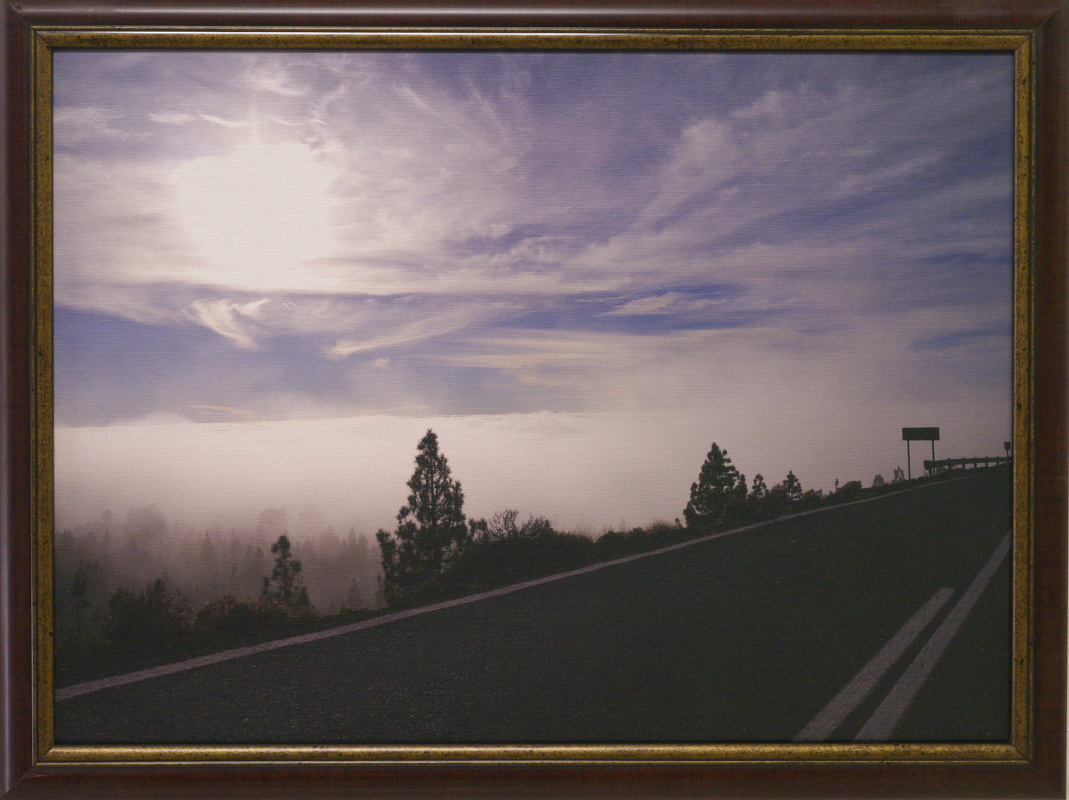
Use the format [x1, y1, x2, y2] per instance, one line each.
[56, 429, 994, 686]
[376, 432, 968, 609]
[56, 531, 384, 687]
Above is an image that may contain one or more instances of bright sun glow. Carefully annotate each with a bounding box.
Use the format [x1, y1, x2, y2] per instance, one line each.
[172, 140, 337, 288]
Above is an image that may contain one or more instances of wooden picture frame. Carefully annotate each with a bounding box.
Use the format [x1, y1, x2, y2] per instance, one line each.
[1, 1, 1065, 797]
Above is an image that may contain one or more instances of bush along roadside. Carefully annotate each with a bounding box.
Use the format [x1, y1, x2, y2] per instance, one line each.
[377, 434, 1000, 612]
[56, 532, 376, 688]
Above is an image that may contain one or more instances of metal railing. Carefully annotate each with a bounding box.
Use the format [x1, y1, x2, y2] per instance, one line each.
[922, 456, 1011, 473]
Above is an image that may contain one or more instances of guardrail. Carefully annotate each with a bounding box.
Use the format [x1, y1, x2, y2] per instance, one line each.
[922, 456, 1011, 473]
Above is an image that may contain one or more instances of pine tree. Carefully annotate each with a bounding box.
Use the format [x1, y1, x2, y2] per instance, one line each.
[750, 473, 768, 500]
[783, 470, 803, 502]
[684, 442, 748, 527]
[377, 430, 470, 603]
[344, 578, 363, 611]
[262, 533, 310, 609]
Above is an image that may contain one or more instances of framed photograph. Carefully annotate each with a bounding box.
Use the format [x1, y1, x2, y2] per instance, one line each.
[1, 0, 1065, 797]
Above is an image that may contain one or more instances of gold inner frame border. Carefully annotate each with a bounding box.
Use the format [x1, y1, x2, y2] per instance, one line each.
[30, 27, 1037, 767]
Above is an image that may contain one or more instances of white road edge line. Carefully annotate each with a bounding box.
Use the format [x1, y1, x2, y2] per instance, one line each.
[854, 532, 1012, 741]
[793, 586, 954, 742]
[56, 473, 978, 702]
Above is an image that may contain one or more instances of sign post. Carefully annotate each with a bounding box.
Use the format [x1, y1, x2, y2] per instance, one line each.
[902, 427, 940, 479]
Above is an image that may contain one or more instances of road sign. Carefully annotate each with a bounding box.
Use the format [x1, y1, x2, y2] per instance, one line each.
[902, 428, 939, 480]
[902, 427, 940, 441]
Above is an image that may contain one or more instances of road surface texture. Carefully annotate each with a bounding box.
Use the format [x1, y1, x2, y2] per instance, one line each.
[56, 467, 1011, 744]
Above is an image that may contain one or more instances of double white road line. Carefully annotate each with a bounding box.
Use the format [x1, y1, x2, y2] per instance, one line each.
[795, 532, 1011, 742]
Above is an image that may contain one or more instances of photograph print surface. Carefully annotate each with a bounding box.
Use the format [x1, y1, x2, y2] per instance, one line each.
[51, 49, 1015, 744]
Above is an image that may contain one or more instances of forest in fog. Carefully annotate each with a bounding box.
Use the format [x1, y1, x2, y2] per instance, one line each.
[54, 505, 384, 646]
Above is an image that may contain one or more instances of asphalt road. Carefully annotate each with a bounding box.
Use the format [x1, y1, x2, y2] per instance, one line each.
[55, 468, 1012, 744]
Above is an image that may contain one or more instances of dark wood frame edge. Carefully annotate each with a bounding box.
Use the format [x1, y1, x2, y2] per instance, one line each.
[1, 1, 1064, 797]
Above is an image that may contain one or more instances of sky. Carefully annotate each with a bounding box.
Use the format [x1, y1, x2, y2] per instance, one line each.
[52, 50, 1015, 533]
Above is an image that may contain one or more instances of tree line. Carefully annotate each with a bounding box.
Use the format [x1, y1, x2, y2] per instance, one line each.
[682, 442, 903, 526]
[375, 431, 912, 607]
[100, 534, 316, 653]
[55, 514, 382, 685]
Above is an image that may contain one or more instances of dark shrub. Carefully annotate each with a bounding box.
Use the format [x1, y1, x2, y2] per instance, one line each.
[836, 480, 864, 500]
[196, 593, 316, 637]
[105, 579, 193, 653]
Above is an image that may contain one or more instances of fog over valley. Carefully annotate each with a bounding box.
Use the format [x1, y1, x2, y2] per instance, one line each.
[56, 404, 1010, 536]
